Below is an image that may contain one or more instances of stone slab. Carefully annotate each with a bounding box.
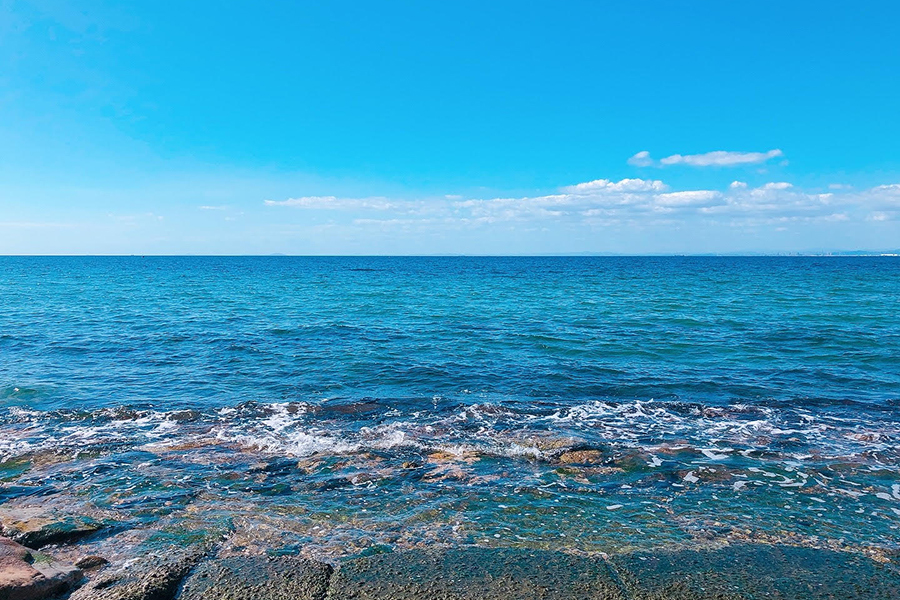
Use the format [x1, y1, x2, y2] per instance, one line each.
[68, 544, 209, 600]
[610, 543, 900, 600]
[178, 555, 333, 600]
[327, 547, 626, 600]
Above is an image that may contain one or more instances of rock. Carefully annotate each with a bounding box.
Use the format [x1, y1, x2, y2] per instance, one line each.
[0, 536, 82, 600]
[167, 410, 200, 422]
[75, 555, 109, 570]
[68, 544, 209, 600]
[0, 507, 107, 548]
[179, 555, 333, 600]
[0, 457, 31, 482]
[557, 449, 605, 465]
[328, 547, 626, 599]
[427, 451, 479, 464]
[327, 544, 900, 599]
[610, 543, 900, 599]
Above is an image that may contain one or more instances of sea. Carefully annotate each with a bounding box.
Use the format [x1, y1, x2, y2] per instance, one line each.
[1, 256, 899, 561]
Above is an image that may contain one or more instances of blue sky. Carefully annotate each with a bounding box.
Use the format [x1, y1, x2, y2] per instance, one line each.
[2, 1, 899, 254]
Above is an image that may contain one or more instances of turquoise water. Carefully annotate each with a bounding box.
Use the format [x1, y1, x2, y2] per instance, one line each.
[1, 256, 899, 559]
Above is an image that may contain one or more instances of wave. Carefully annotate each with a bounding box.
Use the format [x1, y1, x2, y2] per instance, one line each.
[3, 398, 898, 468]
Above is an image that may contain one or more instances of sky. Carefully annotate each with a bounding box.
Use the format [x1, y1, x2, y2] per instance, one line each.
[1, 0, 899, 255]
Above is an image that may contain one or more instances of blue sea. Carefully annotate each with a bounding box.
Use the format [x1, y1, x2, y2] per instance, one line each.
[1, 256, 899, 561]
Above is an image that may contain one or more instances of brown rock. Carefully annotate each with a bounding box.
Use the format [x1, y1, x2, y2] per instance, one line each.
[75, 555, 109, 570]
[0, 536, 82, 600]
[427, 451, 479, 464]
[557, 449, 605, 465]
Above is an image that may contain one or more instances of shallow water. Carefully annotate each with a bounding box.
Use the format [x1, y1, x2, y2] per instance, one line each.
[1, 256, 899, 560]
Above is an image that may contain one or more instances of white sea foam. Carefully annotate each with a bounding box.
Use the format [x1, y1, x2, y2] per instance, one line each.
[2, 398, 899, 475]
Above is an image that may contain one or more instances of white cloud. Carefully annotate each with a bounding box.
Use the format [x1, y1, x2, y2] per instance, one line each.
[872, 184, 900, 195]
[561, 178, 667, 194]
[854, 184, 900, 212]
[627, 151, 653, 167]
[724, 213, 851, 227]
[265, 195, 339, 207]
[263, 179, 900, 232]
[265, 196, 398, 210]
[654, 190, 721, 207]
[659, 149, 783, 167]
[628, 149, 785, 168]
[199, 205, 227, 210]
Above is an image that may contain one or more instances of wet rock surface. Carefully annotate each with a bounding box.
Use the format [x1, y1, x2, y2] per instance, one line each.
[68, 544, 210, 600]
[4, 536, 900, 600]
[74, 556, 109, 570]
[556, 449, 606, 465]
[0, 508, 108, 549]
[610, 543, 900, 600]
[0, 536, 82, 600]
[323, 544, 900, 600]
[179, 555, 333, 600]
[327, 547, 626, 600]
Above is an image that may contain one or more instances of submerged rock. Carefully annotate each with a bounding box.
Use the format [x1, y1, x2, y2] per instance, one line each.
[328, 547, 626, 599]
[557, 449, 605, 465]
[427, 451, 479, 464]
[0, 507, 108, 548]
[179, 555, 333, 600]
[610, 543, 900, 599]
[0, 536, 82, 600]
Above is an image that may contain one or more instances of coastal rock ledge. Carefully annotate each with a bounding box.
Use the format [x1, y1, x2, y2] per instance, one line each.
[6, 542, 900, 600]
[328, 547, 625, 600]
[0, 508, 108, 549]
[179, 556, 332, 600]
[327, 544, 900, 600]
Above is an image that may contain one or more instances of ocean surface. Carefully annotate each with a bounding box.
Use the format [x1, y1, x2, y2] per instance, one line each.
[1, 256, 899, 561]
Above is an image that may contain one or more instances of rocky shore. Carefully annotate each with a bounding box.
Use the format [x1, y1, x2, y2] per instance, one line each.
[2, 511, 900, 600]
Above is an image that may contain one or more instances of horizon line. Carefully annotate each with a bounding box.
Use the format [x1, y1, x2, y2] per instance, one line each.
[2, 252, 899, 258]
